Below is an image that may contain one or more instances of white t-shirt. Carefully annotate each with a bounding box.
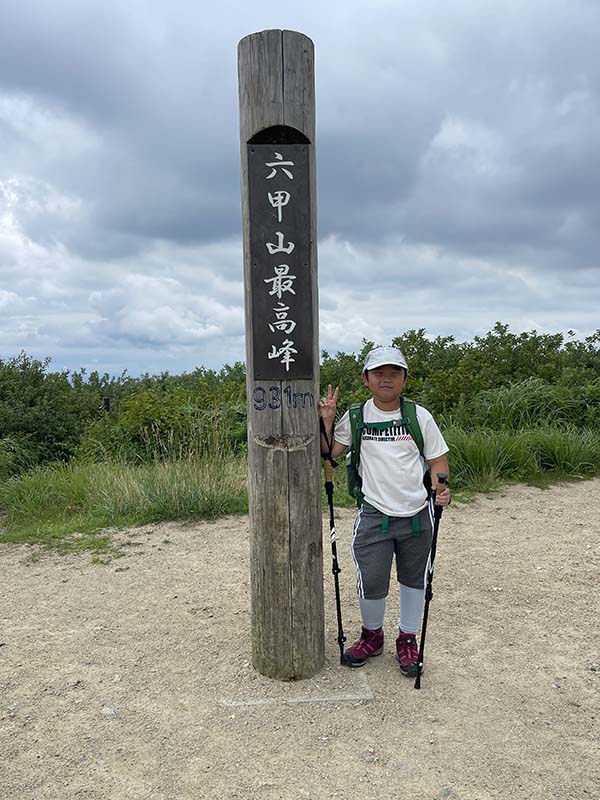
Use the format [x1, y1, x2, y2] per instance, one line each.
[334, 398, 448, 517]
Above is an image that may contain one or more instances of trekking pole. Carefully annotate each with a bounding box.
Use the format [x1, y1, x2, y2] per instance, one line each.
[324, 458, 346, 664]
[415, 472, 449, 689]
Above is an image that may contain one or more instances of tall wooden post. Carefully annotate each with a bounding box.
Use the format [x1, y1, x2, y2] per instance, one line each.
[238, 30, 324, 679]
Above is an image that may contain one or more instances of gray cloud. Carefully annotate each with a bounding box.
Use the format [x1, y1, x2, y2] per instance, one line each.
[0, 0, 598, 374]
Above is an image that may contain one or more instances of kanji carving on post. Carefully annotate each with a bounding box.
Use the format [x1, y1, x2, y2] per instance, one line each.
[268, 191, 291, 223]
[269, 303, 296, 334]
[266, 231, 295, 255]
[267, 340, 298, 371]
[265, 152, 295, 180]
[264, 265, 297, 299]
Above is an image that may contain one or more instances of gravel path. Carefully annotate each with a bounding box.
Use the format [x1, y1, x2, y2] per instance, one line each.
[1, 480, 599, 799]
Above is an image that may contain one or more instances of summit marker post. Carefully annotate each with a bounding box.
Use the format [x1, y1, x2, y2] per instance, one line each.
[237, 30, 324, 679]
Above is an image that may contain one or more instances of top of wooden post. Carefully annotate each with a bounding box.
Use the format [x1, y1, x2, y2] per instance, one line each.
[238, 30, 315, 145]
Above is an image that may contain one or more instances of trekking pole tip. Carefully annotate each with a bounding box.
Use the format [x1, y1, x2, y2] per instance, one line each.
[414, 662, 423, 689]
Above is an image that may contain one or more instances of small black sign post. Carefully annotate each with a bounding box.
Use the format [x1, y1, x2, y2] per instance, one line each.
[238, 30, 324, 680]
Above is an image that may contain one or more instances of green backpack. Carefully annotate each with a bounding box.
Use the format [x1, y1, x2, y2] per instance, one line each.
[346, 397, 430, 504]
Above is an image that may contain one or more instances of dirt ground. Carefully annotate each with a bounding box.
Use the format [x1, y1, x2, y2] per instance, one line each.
[1, 480, 599, 800]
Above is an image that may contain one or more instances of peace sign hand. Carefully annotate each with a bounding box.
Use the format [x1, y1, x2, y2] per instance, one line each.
[318, 384, 339, 425]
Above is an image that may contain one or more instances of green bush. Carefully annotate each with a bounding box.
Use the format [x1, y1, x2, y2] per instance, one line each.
[577, 379, 600, 428]
[0, 353, 122, 472]
[321, 325, 600, 428]
[2, 323, 599, 484]
[74, 415, 141, 463]
[76, 389, 247, 464]
[0, 434, 38, 480]
[448, 378, 581, 431]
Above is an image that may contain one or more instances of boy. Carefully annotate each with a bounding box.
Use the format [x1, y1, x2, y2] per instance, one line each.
[319, 345, 450, 676]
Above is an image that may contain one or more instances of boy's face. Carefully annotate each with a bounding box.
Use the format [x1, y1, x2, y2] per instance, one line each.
[362, 364, 407, 405]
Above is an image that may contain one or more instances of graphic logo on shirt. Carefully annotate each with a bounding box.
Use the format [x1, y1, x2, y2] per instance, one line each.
[362, 423, 414, 443]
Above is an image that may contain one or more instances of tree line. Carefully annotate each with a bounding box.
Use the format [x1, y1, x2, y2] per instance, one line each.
[2, 323, 599, 481]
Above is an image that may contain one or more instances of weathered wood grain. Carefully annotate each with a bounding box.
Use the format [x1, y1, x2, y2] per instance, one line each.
[238, 29, 324, 679]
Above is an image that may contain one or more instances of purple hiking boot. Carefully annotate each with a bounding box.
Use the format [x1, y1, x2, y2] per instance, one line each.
[396, 630, 420, 677]
[342, 626, 384, 667]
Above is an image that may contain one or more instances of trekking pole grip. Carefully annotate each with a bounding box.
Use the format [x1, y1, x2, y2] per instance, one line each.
[325, 460, 333, 483]
[436, 472, 448, 488]
[433, 472, 448, 520]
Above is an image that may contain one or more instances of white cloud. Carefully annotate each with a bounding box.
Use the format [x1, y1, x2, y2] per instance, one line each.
[427, 117, 509, 178]
[0, 93, 100, 163]
[317, 234, 600, 356]
[89, 271, 244, 347]
[0, 289, 26, 313]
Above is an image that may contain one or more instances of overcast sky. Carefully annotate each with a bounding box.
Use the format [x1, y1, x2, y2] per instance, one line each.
[1, 0, 598, 377]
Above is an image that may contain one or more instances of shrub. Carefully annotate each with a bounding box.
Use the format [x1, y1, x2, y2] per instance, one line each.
[0, 435, 38, 480]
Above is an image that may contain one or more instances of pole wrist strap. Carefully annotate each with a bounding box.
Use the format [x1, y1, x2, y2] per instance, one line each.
[319, 417, 338, 468]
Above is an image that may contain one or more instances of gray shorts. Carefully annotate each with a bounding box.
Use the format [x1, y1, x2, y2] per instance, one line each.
[351, 502, 434, 598]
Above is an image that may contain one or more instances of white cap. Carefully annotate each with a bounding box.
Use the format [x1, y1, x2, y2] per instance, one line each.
[363, 345, 408, 371]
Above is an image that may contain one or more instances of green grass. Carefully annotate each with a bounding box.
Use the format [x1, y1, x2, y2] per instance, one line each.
[2, 424, 600, 555]
[445, 425, 600, 492]
[446, 377, 582, 431]
[0, 455, 249, 554]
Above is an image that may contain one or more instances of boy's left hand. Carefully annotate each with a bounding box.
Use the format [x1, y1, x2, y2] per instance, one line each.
[318, 384, 339, 424]
[434, 484, 451, 506]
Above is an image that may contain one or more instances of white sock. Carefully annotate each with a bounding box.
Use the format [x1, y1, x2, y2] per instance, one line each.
[359, 597, 386, 631]
[399, 584, 425, 634]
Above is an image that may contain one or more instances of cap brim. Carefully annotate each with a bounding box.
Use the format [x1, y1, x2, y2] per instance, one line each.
[365, 359, 408, 370]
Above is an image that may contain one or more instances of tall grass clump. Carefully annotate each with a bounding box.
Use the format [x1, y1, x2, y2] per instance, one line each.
[522, 426, 600, 477]
[93, 453, 249, 523]
[0, 450, 248, 551]
[447, 378, 582, 431]
[445, 425, 600, 492]
[444, 428, 520, 491]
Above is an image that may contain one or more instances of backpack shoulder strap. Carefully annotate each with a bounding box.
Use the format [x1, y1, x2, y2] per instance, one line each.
[348, 401, 366, 466]
[401, 397, 424, 458]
